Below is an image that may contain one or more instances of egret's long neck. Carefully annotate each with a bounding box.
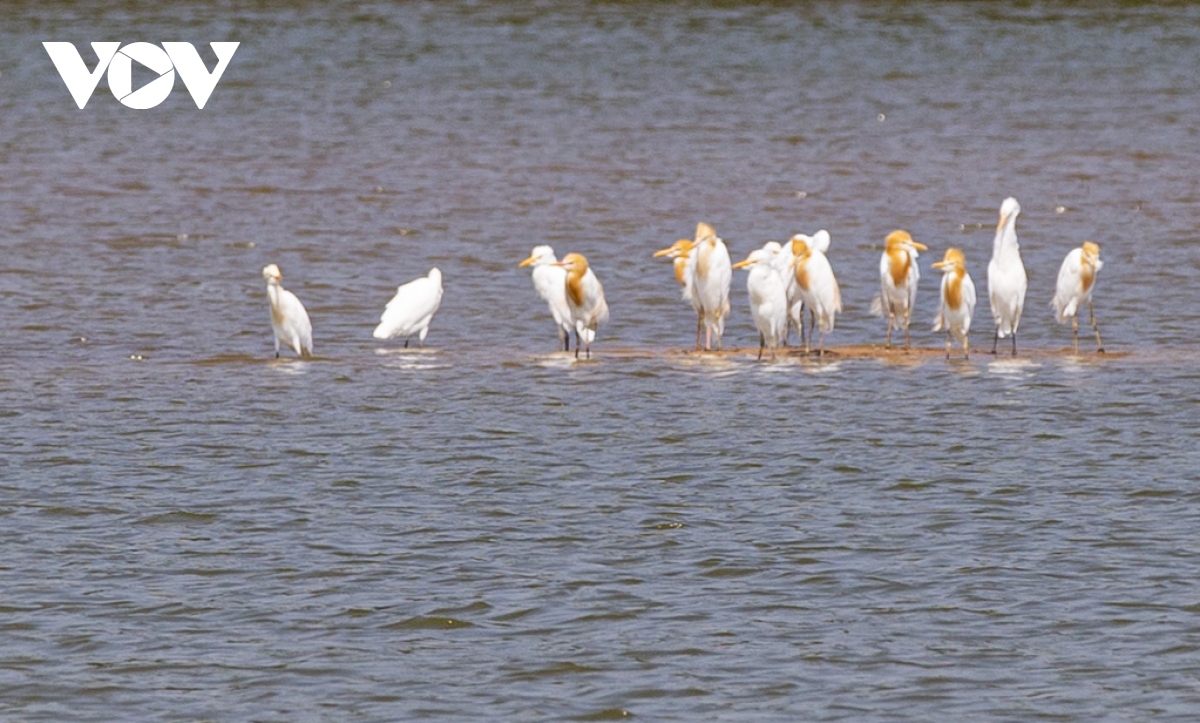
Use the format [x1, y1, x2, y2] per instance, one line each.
[673, 257, 689, 286]
[887, 246, 910, 287]
[1080, 256, 1096, 292]
[696, 239, 712, 280]
[566, 269, 585, 307]
[794, 255, 810, 291]
[266, 282, 284, 324]
[944, 267, 964, 309]
[993, 221, 1019, 259]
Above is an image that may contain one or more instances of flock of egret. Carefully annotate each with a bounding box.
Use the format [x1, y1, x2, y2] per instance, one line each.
[261, 264, 445, 358]
[261, 197, 1105, 361]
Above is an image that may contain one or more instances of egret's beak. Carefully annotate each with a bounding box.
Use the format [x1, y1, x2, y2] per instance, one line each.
[932, 260, 949, 270]
[911, 241, 928, 251]
[654, 240, 691, 258]
[732, 258, 753, 270]
[518, 255, 537, 267]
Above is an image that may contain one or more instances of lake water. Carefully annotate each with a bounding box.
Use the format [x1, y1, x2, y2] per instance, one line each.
[3, 2, 1200, 720]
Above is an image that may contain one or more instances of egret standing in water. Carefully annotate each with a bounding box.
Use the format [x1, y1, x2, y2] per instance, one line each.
[692, 223, 732, 351]
[791, 233, 842, 357]
[733, 243, 788, 361]
[520, 245, 572, 351]
[652, 239, 701, 348]
[987, 197, 1027, 356]
[784, 230, 830, 346]
[876, 230, 928, 349]
[262, 263, 313, 359]
[373, 268, 443, 348]
[556, 252, 609, 359]
[1052, 241, 1105, 354]
[932, 247, 976, 359]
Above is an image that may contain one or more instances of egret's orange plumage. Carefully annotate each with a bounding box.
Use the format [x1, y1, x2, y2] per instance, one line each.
[932, 247, 976, 359]
[563, 253, 587, 307]
[674, 255, 690, 286]
[689, 222, 732, 351]
[1079, 241, 1099, 293]
[793, 245, 810, 293]
[941, 248, 967, 311]
[877, 230, 928, 349]
[1052, 240, 1104, 354]
[885, 231, 915, 289]
[556, 252, 609, 359]
[653, 238, 702, 347]
[790, 235, 841, 356]
[653, 239, 696, 286]
[694, 223, 716, 280]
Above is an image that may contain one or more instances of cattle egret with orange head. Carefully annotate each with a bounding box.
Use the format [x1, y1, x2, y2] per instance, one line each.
[1052, 241, 1104, 354]
[691, 222, 732, 351]
[791, 234, 842, 357]
[877, 230, 928, 349]
[932, 247, 976, 359]
[653, 239, 702, 348]
[556, 252, 609, 359]
[262, 263, 313, 358]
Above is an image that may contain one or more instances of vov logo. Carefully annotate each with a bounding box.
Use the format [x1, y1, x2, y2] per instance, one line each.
[43, 42, 239, 110]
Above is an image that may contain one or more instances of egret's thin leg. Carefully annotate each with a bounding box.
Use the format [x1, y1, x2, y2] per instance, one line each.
[798, 304, 807, 353]
[1090, 302, 1105, 353]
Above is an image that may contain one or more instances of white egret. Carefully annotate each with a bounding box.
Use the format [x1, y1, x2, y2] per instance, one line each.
[373, 268, 443, 348]
[652, 239, 702, 348]
[760, 240, 789, 278]
[1052, 241, 1104, 354]
[262, 263, 313, 359]
[784, 230, 831, 345]
[987, 197, 1027, 355]
[556, 253, 609, 359]
[733, 244, 788, 361]
[692, 222, 732, 351]
[932, 247, 977, 359]
[795, 229, 831, 255]
[876, 230, 928, 349]
[791, 235, 842, 357]
[519, 245, 572, 351]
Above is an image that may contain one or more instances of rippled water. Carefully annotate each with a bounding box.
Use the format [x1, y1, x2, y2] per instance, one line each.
[4, 2, 1200, 720]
